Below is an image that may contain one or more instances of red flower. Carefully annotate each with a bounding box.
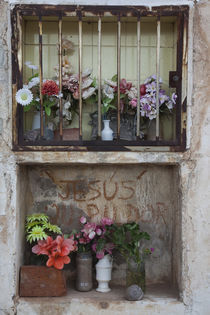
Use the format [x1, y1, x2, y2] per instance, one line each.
[140, 84, 146, 96]
[41, 80, 59, 96]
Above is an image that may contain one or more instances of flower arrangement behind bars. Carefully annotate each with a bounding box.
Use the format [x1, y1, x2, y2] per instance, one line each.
[100, 74, 177, 120]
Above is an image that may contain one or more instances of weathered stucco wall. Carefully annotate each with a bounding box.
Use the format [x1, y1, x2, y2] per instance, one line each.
[0, 0, 209, 314]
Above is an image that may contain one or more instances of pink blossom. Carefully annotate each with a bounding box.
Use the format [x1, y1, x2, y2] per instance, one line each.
[80, 216, 87, 224]
[88, 231, 96, 240]
[129, 98, 137, 108]
[81, 222, 96, 235]
[101, 217, 113, 226]
[96, 228, 102, 236]
[79, 238, 86, 244]
[96, 250, 105, 259]
[92, 243, 97, 252]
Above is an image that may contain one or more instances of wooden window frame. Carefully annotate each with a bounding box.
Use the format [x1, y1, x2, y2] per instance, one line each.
[11, 5, 189, 152]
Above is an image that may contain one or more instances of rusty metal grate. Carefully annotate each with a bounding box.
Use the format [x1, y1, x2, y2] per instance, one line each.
[11, 5, 188, 151]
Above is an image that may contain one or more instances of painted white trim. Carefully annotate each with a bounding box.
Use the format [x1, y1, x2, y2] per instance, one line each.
[186, 6, 194, 149]
[8, 0, 196, 8]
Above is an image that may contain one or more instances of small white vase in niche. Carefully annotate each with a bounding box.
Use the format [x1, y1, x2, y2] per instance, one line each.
[96, 254, 113, 293]
[101, 120, 113, 141]
[32, 111, 45, 130]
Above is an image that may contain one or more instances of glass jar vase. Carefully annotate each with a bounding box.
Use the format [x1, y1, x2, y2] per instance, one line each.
[126, 259, 145, 292]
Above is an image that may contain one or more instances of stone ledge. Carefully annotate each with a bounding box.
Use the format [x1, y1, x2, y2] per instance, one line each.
[14, 151, 185, 165]
[16, 284, 185, 315]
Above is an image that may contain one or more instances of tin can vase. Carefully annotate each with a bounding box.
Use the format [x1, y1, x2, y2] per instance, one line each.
[76, 252, 93, 292]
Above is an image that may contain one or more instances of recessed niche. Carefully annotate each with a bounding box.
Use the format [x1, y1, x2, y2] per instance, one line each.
[17, 164, 181, 297]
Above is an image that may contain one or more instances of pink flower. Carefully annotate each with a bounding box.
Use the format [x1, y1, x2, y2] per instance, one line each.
[101, 217, 113, 226]
[96, 228, 102, 236]
[129, 98, 137, 108]
[80, 216, 87, 224]
[88, 231, 96, 240]
[92, 243, 97, 252]
[81, 222, 96, 235]
[79, 238, 86, 244]
[150, 248, 154, 252]
[96, 250, 105, 259]
[32, 236, 56, 256]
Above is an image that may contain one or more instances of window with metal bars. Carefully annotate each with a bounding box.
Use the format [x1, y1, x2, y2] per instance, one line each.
[11, 5, 188, 151]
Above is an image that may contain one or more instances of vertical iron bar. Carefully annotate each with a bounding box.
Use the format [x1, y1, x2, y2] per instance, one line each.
[58, 17, 63, 139]
[98, 16, 102, 138]
[17, 11, 24, 144]
[137, 17, 141, 138]
[117, 16, 121, 139]
[156, 17, 160, 139]
[39, 16, 44, 138]
[79, 18, 83, 140]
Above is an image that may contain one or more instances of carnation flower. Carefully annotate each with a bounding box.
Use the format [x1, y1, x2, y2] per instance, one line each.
[16, 88, 33, 106]
[41, 80, 59, 96]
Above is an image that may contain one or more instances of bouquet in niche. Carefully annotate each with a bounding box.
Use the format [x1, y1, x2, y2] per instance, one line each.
[16, 61, 61, 117]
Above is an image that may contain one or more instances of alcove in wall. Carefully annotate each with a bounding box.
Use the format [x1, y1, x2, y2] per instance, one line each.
[16, 164, 182, 300]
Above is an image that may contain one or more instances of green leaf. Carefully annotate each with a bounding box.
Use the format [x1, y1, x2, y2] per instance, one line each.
[23, 104, 32, 112]
[28, 73, 39, 82]
[45, 106, 51, 116]
[26, 213, 49, 223]
[111, 74, 117, 82]
[92, 77, 97, 88]
[43, 222, 62, 234]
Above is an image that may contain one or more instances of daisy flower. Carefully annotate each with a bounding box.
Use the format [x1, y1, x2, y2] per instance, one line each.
[16, 88, 33, 106]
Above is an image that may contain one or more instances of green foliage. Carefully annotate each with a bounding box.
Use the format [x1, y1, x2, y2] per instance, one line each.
[28, 72, 39, 82]
[106, 222, 150, 265]
[25, 213, 62, 244]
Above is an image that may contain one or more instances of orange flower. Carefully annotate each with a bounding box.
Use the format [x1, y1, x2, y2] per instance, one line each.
[47, 254, 71, 270]
[32, 235, 77, 270]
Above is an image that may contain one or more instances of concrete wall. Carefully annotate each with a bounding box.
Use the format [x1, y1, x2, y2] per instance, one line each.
[0, 0, 209, 314]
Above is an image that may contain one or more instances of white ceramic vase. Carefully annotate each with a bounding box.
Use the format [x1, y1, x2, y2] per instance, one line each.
[32, 111, 46, 130]
[101, 120, 113, 141]
[96, 254, 113, 293]
[32, 112, 41, 130]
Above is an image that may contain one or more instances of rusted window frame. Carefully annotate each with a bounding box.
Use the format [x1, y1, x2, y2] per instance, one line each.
[11, 5, 188, 152]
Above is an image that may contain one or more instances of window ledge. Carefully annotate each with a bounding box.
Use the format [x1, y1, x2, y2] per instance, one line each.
[17, 284, 185, 314]
[14, 151, 186, 166]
